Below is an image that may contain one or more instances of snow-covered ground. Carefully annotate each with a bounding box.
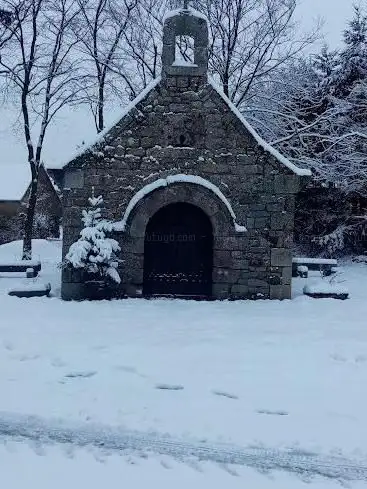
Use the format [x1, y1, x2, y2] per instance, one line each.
[1, 239, 367, 487]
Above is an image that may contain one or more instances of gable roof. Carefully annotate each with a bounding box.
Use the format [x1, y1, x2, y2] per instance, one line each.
[57, 75, 311, 177]
[50, 77, 162, 171]
[209, 81, 311, 177]
[0, 163, 31, 201]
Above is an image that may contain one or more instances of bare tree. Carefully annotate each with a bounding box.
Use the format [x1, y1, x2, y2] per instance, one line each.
[190, 0, 320, 105]
[122, 0, 168, 91]
[0, 0, 82, 259]
[72, 0, 137, 133]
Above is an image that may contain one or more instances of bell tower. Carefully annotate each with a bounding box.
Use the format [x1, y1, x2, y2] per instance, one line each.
[161, 5, 209, 83]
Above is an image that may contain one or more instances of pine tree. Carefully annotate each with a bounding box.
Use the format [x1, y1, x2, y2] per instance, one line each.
[65, 195, 121, 284]
[335, 6, 367, 97]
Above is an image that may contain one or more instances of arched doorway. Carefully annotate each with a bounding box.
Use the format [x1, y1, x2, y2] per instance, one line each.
[143, 203, 213, 298]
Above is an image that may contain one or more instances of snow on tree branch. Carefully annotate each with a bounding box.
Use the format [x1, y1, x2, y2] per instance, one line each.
[65, 194, 121, 284]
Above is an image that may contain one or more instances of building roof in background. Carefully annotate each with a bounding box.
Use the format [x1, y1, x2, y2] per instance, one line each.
[0, 163, 30, 201]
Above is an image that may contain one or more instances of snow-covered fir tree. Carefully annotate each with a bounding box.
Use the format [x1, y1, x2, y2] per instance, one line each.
[327, 7, 367, 196]
[334, 6, 367, 97]
[65, 195, 121, 284]
[314, 45, 340, 88]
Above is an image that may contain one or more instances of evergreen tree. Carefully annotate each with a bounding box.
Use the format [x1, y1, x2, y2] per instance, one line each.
[65, 195, 121, 284]
[334, 6, 367, 97]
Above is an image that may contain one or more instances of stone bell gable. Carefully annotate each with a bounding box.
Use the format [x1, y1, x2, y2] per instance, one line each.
[61, 7, 310, 301]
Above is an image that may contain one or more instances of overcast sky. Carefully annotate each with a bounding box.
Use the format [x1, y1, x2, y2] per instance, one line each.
[297, 0, 357, 47]
[0, 0, 360, 170]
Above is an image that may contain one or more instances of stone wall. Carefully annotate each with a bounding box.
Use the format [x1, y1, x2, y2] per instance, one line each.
[61, 74, 300, 301]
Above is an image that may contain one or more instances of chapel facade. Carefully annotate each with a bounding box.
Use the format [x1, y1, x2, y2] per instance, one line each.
[61, 7, 310, 301]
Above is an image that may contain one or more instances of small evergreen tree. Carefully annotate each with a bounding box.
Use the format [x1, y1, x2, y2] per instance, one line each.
[65, 195, 121, 284]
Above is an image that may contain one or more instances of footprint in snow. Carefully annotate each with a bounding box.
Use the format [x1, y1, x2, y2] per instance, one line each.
[115, 365, 147, 378]
[212, 390, 239, 400]
[64, 371, 97, 379]
[330, 353, 347, 362]
[18, 354, 40, 362]
[256, 409, 288, 416]
[51, 358, 67, 368]
[3, 341, 14, 351]
[155, 383, 184, 391]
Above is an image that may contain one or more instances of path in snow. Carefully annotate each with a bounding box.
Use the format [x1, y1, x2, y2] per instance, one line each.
[0, 412, 366, 483]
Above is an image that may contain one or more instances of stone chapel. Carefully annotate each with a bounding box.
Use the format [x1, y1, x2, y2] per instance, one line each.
[61, 7, 310, 301]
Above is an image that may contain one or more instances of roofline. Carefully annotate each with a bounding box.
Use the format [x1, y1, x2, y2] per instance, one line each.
[18, 165, 61, 203]
[208, 79, 312, 177]
[50, 75, 311, 177]
[57, 77, 162, 171]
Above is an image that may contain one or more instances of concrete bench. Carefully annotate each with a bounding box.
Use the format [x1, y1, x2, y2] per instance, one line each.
[292, 258, 338, 278]
[8, 282, 51, 298]
[0, 261, 41, 277]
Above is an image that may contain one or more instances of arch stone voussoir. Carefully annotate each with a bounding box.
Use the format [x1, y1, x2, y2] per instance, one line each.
[125, 182, 234, 239]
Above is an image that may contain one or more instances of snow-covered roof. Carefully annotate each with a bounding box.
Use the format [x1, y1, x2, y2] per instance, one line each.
[55, 71, 311, 179]
[0, 163, 30, 201]
[53, 77, 162, 171]
[163, 7, 208, 23]
[209, 80, 312, 177]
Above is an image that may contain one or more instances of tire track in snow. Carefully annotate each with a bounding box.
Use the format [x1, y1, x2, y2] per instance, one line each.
[0, 411, 366, 482]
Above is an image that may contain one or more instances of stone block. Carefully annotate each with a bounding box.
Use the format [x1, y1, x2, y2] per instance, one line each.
[246, 217, 255, 229]
[271, 248, 292, 267]
[212, 267, 230, 283]
[274, 175, 300, 194]
[230, 284, 249, 298]
[248, 256, 264, 267]
[212, 283, 230, 299]
[271, 212, 293, 231]
[254, 217, 268, 229]
[213, 250, 232, 268]
[270, 284, 291, 300]
[214, 236, 244, 251]
[125, 267, 143, 285]
[281, 266, 292, 285]
[61, 282, 85, 301]
[213, 267, 241, 283]
[123, 284, 143, 297]
[232, 259, 249, 270]
[64, 169, 84, 189]
[169, 103, 186, 112]
[141, 137, 155, 148]
[248, 278, 269, 287]
[266, 201, 284, 212]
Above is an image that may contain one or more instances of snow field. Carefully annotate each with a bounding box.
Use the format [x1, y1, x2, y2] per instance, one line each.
[0, 239, 367, 486]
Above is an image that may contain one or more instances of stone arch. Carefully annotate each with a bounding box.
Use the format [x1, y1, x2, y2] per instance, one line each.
[124, 182, 235, 239]
[162, 9, 209, 78]
[116, 182, 250, 300]
[114, 174, 246, 234]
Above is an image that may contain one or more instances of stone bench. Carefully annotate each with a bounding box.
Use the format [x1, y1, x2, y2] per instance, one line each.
[292, 258, 338, 278]
[8, 282, 51, 298]
[0, 261, 41, 277]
